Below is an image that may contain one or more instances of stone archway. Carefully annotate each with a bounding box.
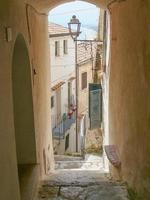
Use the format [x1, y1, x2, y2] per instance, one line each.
[12, 34, 38, 199]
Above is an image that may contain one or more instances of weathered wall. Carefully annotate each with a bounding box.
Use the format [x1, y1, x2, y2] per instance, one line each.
[28, 6, 54, 175]
[108, 0, 150, 197]
[0, 0, 54, 199]
[50, 35, 75, 85]
[78, 61, 93, 114]
[53, 123, 76, 154]
[12, 34, 37, 164]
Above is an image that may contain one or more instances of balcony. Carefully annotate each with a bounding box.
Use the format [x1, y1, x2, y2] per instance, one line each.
[52, 115, 75, 140]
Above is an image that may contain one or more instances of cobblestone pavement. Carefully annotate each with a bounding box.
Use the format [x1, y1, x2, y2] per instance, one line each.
[37, 170, 129, 200]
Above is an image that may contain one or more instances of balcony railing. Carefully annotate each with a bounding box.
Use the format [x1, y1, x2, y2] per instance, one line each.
[52, 113, 76, 140]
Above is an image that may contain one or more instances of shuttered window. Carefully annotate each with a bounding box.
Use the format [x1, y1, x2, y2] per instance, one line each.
[55, 41, 60, 56]
[51, 96, 54, 108]
[81, 72, 87, 90]
[63, 40, 68, 54]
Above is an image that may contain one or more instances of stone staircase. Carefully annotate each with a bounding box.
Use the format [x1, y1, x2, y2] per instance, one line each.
[37, 170, 129, 200]
[37, 155, 129, 200]
[54, 154, 104, 171]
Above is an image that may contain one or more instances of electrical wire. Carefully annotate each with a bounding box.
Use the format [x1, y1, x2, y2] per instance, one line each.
[49, 7, 99, 16]
[50, 57, 102, 67]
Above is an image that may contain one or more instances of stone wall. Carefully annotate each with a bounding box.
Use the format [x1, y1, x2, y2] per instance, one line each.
[85, 128, 103, 154]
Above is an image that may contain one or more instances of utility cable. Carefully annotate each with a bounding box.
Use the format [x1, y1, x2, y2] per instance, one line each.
[49, 7, 99, 16]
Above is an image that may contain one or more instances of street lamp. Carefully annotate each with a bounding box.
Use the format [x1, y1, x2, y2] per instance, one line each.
[68, 15, 81, 152]
[68, 15, 81, 40]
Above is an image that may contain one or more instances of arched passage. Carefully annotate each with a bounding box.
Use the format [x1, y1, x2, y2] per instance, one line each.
[12, 34, 37, 165]
[12, 34, 39, 199]
[30, 0, 109, 12]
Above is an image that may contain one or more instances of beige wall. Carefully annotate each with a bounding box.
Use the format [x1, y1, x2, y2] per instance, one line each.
[78, 61, 93, 115]
[12, 34, 37, 164]
[108, 0, 150, 197]
[0, 0, 54, 199]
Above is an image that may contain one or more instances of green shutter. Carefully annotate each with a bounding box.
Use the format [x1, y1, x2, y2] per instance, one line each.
[89, 83, 102, 129]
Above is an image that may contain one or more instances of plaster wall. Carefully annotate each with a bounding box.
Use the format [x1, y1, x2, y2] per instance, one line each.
[0, 0, 54, 199]
[50, 35, 76, 127]
[50, 35, 75, 86]
[78, 61, 93, 115]
[50, 46, 76, 154]
[60, 79, 76, 114]
[12, 34, 37, 165]
[108, 0, 150, 197]
[53, 123, 76, 154]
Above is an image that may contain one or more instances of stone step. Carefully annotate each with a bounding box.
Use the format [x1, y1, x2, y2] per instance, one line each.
[54, 154, 104, 170]
[38, 170, 129, 200]
[55, 160, 104, 170]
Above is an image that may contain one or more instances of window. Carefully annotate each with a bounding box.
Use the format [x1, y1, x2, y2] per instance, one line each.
[51, 96, 54, 108]
[68, 82, 72, 109]
[63, 40, 68, 54]
[81, 72, 87, 90]
[65, 134, 69, 150]
[55, 41, 60, 56]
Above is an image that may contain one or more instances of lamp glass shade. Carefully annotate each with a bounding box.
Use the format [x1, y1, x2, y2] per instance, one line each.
[68, 15, 81, 40]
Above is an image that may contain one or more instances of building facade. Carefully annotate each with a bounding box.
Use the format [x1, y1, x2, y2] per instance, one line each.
[77, 42, 103, 155]
[49, 23, 77, 154]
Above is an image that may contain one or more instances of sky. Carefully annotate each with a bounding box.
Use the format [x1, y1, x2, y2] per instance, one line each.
[48, 1, 100, 39]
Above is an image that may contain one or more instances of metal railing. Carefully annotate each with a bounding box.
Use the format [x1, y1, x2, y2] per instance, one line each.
[52, 112, 76, 140]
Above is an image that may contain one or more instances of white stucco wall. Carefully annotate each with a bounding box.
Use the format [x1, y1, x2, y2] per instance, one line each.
[50, 34, 76, 121]
[50, 33, 76, 153]
[50, 35, 75, 85]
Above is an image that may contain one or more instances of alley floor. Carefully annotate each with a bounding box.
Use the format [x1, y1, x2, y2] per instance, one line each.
[37, 155, 129, 200]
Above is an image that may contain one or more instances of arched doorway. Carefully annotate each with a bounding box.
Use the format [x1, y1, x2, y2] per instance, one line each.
[48, 1, 109, 171]
[12, 34, 37, 199]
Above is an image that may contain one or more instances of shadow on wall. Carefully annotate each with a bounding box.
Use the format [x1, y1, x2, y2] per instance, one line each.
[12, 34, 38, 200]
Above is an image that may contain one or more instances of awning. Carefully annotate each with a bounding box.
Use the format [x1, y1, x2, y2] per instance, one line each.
[68, 76, 76, 81]
[51, 81, 65, 91]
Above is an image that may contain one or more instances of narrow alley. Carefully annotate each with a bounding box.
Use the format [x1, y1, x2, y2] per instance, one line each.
[1, 0, 150, 200]
[37, 155, 129, 200]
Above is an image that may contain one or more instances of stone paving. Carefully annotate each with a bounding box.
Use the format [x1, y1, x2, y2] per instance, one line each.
[37, 155, 129, 200]
[38, 170, 129, 200]
[55, 154, 104, 171]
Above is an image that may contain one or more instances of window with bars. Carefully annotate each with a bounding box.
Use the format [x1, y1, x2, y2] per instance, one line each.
[63, 40, 68, 54]
[55, 41, 60, 56]
[81, 72, 87, 90]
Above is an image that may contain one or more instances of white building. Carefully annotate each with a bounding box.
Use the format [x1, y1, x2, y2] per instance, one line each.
[49, 23, 77, 154]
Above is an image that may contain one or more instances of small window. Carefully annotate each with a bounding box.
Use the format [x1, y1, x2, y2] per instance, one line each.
[68, 82, 72, 109]
[51, 96, 54, 108]
[63, 40, 68, 54]
[65, 134, 69, 150]
[55, 41, 60, 56]
[81, 72, 87, 90]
